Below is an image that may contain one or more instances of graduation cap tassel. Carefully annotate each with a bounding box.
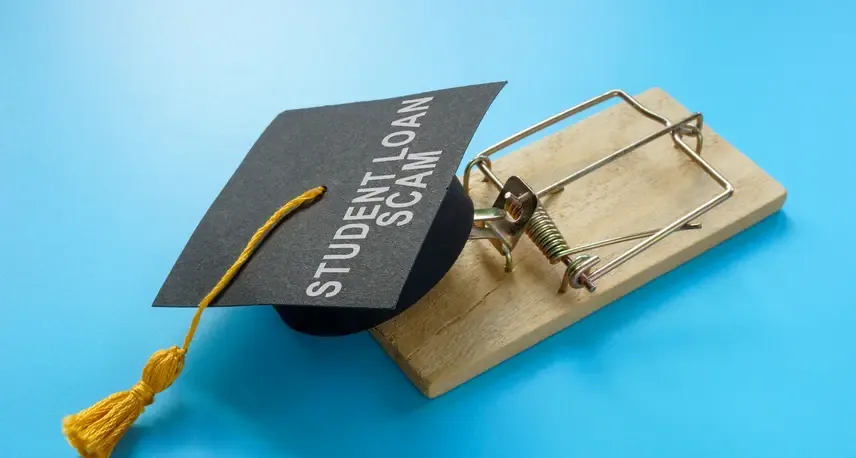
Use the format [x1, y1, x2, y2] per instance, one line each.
[62, 186, 327, 458]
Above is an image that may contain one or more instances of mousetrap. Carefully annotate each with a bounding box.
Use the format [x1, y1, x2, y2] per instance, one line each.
[370, 88, 786, 398]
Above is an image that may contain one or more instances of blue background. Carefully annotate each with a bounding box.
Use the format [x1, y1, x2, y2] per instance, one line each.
[1, 1, 854, 457]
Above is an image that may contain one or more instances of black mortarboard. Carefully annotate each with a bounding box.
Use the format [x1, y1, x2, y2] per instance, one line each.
[153, 82, 506, 336]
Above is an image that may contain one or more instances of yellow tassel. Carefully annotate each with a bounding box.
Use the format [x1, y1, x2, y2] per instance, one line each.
[62, 186, 327, 458]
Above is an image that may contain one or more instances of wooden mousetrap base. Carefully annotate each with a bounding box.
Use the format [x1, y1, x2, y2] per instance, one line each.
[370, 88, 787, 398]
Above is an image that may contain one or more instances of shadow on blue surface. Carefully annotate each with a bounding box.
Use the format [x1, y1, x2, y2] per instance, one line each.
[112, 210, 792, 457]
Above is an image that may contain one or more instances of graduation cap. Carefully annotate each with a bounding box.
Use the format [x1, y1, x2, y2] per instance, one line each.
[62, 82, 506, 457]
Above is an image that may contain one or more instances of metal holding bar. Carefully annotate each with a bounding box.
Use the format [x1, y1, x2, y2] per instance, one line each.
[462, 89, 734, 292]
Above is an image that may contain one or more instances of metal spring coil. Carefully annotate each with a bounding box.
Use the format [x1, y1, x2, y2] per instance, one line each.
[525, 205, 571, 264]
[503, 199, 572, 264]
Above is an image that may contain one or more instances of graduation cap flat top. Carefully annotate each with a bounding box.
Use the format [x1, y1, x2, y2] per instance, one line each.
[154, 82, 506, 336]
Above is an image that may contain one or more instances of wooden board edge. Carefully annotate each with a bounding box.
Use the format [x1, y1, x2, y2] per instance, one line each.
[370, 326, 432, 396]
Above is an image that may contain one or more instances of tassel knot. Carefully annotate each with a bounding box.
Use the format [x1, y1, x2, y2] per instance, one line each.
[127, 345, 186, 406]
[128, 382, 154, 406]
[140, 346, 186, 394]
